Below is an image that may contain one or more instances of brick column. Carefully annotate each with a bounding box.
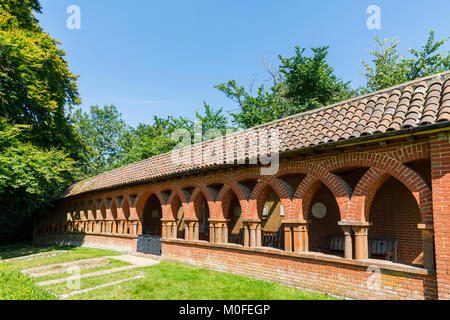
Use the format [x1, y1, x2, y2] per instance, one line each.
[209, 220, 229, 244]
[282, 220, 309, 253]
[430, 133, 450, 299]
[128, 195, 140, 236]
[352, 225, 369, 260]
[341, 226, 353, 260]
[162, 220, 177, 239]
[105, 198, 113, 234]
[243, 220, 261, 248]
[184, 222, 190, 240]
[183, 219, 198, 241]
[418, 224, 435, 269]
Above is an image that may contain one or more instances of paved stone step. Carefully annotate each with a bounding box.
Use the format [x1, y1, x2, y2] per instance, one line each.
[59, 272, 146, 299]
[26, 258, 112, 278]
[37, 264, 139, 286]
[23, 257, 108, 276]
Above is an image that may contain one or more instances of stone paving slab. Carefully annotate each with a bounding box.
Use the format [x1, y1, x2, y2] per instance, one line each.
[36, 255, 160, 287]
[59, 272, 146, 299]
[26, 258, 111, 278]
[110, 255, 160, 267]
[23, 257, 108, 275]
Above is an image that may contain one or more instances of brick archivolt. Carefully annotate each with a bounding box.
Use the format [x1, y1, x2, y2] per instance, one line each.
[45, 147, 432, 232]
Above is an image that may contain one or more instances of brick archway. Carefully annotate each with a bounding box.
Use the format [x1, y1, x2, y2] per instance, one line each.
[249, 178, 292, 220]
[275, 163, 352, 221]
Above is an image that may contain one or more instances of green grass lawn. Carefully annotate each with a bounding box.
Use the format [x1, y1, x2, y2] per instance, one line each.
[67, 261, 336, 300]
[0, 245, 336, 300]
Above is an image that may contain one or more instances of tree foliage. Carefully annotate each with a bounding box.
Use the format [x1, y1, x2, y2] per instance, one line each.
[0, 0, 82, 243]
[217, 46, 356, 129]
[362, 31, 450, 92]
[72, 105, 128, 178]
[0, 119, 77, 242]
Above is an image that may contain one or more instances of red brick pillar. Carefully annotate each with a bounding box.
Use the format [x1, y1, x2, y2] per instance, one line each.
[243, 220, 261, 248]
[353, 225, 369, 260]
[430, 133, 450, 299]
[128, 195, 140, 236]
[209, 220, 229, 243]
[282, 220, 309, 253]
[341, 225, 353, 260]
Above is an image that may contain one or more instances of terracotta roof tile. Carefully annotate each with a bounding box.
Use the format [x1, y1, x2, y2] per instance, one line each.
[62, 71, 450, 198]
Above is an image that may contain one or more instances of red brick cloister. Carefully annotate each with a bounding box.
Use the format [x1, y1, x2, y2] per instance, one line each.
[35, 72, 450, 300]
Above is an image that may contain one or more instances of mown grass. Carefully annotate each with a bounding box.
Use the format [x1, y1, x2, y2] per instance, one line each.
[0, 264, 57, 300]
[67, 261, 337, 300]
[2, 245, 336, 300]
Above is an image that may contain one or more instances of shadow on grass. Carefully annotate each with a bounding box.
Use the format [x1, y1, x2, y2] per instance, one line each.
[0, 244, 76, 260]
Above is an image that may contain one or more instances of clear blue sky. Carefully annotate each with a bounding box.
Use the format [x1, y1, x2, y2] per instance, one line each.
[37, 0, 450, 127]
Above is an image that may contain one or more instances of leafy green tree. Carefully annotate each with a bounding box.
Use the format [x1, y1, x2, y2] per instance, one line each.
[279, 46, 356, 108]
[119, 116, 187, 165]
[217, 81, 292, 129]
[195, 102, 229, 136]
[119, 104, 229, 165]
[362, 31, 450, 92]
[0, 1, 82, 243]
[72, 105, 129, 178]
[217, 46, 356, 129]
[0, 0, 83, 160]
[0, 119, 77, 243]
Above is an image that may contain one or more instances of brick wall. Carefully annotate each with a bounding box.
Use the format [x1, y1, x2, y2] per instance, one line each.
[430, 134, 450, 299]
[162, 240, 437, 300]
[35, 233, 137, 252]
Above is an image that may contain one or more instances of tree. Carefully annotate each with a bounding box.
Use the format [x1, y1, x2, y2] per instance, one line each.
[217, 46, 356, 129]
[0, 1, 82, 243]
[195, 102, 229, 136]
[119, 104, 229, 166]
[0, 119, 77, 243]
[362, 31, 450, 92]
[119, 116, 187, 166]
[279, 46, 356, 108]
[218, 81, 292, 129]
[72, 105, 129, 178]
[0, 0, 83, 160]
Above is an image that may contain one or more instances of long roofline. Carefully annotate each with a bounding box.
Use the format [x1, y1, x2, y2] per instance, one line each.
[61, 71, 450, 199]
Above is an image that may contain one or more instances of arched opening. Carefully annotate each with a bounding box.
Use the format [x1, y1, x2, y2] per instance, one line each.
[194, 193, 210, 241]
[307, 184, 342, 256]
[223, 190, 244, 245]
[259, 186, 284, 250]
[142, 194, 162, 236]
[369, 176, 423, 265]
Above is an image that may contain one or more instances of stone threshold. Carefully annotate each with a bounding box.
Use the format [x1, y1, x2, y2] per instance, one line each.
[162, 238, 435, 276]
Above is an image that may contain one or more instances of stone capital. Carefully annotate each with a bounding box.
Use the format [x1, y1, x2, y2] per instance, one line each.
[338, 221, 371, 227]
